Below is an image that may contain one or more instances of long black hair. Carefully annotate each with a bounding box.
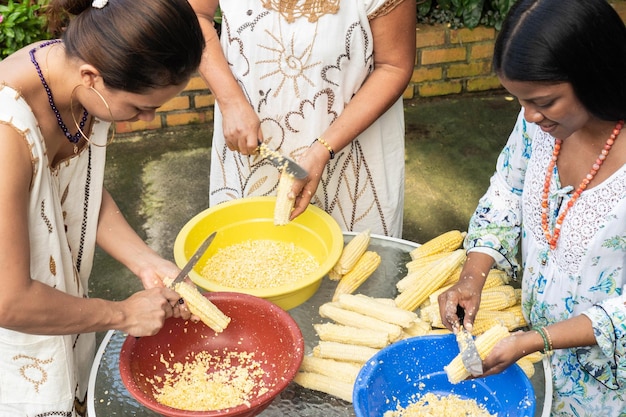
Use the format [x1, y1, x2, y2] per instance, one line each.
[47, 0, 205, 93]
[493, 0, 626, 121]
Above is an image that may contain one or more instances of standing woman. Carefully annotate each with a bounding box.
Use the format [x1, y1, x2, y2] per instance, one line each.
[189, 0, 416, 237]
[0, 0, 204, 415]
[437, 0, 626, 415]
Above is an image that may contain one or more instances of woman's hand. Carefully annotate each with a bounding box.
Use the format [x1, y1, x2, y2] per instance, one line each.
[287, 140, 332, 219]
[117, 287, 189, 337]
[437, 252, 495, 331]
[481, 330, 542, 377]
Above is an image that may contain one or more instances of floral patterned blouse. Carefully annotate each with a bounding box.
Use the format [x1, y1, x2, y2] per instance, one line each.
[465, 109, 626, 416]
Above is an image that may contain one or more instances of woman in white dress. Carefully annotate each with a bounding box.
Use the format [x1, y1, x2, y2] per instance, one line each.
[437, 0, 626, 415]
[0, 0, 204, 414]
[190, 0, 416, 237]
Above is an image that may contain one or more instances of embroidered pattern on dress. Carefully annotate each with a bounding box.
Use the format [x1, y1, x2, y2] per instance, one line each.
[13, 354, 53, 393]
[212, 4, 397, 235]
[524, 129, 626, 276]
[368, 0, 407, 19]
[257, 27, 321, 98]
[261, 0, 339, 23]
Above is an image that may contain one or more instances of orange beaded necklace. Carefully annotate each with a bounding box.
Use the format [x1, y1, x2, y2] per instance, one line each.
[541, 120, 624, 250]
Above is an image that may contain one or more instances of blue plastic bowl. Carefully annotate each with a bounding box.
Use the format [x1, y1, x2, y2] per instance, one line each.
[353, 334, 535, 417]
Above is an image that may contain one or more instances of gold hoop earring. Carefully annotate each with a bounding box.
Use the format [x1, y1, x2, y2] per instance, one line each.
[70, 85, 116, 148]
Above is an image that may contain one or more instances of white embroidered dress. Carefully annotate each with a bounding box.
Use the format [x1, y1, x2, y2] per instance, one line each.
[210, 0, 405, 237]
[466, 109, 626, 416]
[0, 85, 107, 416]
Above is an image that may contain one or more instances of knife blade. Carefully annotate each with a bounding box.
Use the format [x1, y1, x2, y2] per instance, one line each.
[455, 305, 483, 376]
[168, 231, 217, 288]
[257, 142, 309, 179]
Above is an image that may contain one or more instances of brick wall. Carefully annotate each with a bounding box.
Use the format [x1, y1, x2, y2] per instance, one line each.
[116, 1, 626, 134]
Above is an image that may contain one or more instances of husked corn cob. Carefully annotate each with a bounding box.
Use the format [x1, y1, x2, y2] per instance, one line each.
[419, 303, 441, 325]
[329, 229, 371, 280]
[468, 317, 501, 336]
[440, 264, 463, 287]
[405, 251, 449, 274]
[479, 285, 518, 311]
[427, 328, 452, 335]
[409, 230, 466, 260]
[299, 356, 362, 384]
[486, 268, 511, 285]
[482, 269, 507, 289]
[313, 341, 380, 363]
[521, 351, 544, 363]
[294, 372, 354, 403]
[444, 324, 510, 384]
[319, 302, 403, 341]
[516, 357, 536, 378]
[332, 251, 381, 301]
[428, 284, 453, 305]
[402, 317, 431, 337]
[274, 169, 296, 226]
[398, 250, 465, 297]
[337, 293, 418, 328]
[474, 309, 521, 331]
[172, 281, 231, 333]
[503, 304, 528, 328]
[313, 322, 390, 349]
[394, 249, 466, 311]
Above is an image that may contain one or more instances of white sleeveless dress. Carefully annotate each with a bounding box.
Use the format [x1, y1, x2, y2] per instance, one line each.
[0, 85, 108, 416]
[210, 0, 406, 237]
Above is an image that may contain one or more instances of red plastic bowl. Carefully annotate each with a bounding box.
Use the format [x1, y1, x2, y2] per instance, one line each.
[119, 292, 304, 417]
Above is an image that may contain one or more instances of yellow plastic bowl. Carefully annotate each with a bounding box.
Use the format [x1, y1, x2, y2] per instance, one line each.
[173, 197, 343, 310]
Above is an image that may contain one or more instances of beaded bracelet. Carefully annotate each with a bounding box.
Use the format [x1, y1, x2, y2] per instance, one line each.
[315, 137, 335, 159]
[533, 326, 553, 353]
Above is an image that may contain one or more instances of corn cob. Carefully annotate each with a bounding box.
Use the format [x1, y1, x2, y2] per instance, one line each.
[318, 302, 403, 341]
[516, 357, 536, 378]
[397, 250, 465, 295]
[171, 281, 231, 333]
[405, 251, 449, 274]
[468, 317, 501, 336]
[444, 324, 510, 384]
[336, 293, 418, 328]
[427, 328, 452, 335]
[395, 249, 466, 311]
[474, 309, 521, 331]
[486, 268, 511, 285]
[418, 303, 440, 325]
[313, 341, 380, 363]
[503, 304, 528, 328]
[332, 251, 381, 301]
[402, 317, 432, 337]
[409, 230, 466, 260]
[479, 285, 518, 311]
[482, 269, 507, 289]
[521, 351, 544, 363]
[299, 356, 362, 384]
[274, 169, 296, 226]
[313, 322, 390, 349]
[329, 229, 371, 280]
[440, 264, 463, 287]
[294, 372, 354, 403]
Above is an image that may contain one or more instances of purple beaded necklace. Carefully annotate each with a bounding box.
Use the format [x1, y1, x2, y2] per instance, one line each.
[29, 39, 89, 146]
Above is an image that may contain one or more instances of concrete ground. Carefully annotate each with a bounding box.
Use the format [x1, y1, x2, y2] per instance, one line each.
[92, 90, 521, 302]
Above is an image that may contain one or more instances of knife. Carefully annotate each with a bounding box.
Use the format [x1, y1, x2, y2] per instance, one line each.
[257, 142, 309, 179]
[168, 231, 217, 288]
[455, 305, 483, 376]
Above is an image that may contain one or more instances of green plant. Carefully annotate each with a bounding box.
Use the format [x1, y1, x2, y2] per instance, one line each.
[417, 0, 515, 29]
[0, 0, 50, 59]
